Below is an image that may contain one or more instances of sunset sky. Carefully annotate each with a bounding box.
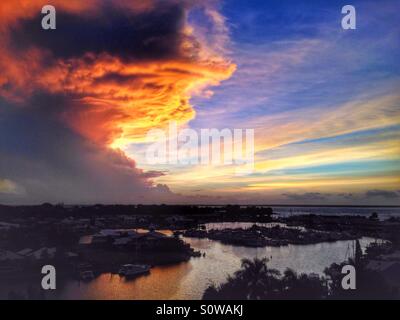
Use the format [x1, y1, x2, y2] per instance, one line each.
[0, 0, 399, 205]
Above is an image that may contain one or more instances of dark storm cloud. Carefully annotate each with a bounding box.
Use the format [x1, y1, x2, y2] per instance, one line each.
[0, 0, 235, 204]
[0, 1, 189, 204]
[9, 2, 187, 62]
[0, 94, 165, 204]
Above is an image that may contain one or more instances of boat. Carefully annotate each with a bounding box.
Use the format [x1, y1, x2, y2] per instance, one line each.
[118, 264, 151, 278]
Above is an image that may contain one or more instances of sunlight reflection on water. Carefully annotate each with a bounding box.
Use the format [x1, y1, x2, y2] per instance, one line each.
[56, 236, 376, 300]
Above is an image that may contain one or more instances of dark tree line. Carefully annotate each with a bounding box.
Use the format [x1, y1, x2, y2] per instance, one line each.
[203, 256, 397, 300]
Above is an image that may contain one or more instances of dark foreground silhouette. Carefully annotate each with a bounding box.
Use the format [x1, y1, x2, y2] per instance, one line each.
[203, 254, 398, 300]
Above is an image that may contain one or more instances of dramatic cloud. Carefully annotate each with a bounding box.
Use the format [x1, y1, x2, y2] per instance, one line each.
[0, 0, 235, 204]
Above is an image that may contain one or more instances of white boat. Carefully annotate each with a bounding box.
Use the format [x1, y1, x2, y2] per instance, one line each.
[118, 264, 151, 277]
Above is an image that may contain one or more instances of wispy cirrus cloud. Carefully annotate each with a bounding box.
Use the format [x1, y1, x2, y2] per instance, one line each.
[160, 0, 400, 204]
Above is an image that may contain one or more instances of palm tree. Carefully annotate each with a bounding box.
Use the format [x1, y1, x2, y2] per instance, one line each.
[282, 268, 327, 299]
[203, 258, 328, 300]
[234, 258, 280, 299]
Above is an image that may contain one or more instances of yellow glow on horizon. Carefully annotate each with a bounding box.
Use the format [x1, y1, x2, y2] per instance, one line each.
[255, 140, 400, 173]
[245, 175, 400, 191]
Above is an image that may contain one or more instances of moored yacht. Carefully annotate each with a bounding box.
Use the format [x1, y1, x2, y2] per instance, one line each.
[118, 264, 151, 278]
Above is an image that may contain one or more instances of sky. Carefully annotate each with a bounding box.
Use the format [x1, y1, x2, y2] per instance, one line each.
[0, 0, 399, 205]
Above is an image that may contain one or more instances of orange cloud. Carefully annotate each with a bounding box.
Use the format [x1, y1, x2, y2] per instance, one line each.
[0, 0, 235, 148]
[57, 55, 235, 146]
[0, 0, 96, 29]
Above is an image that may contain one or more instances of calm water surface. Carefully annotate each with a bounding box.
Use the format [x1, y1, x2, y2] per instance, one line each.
[54, 236, 376, 300]
[2, 215, 391, 300]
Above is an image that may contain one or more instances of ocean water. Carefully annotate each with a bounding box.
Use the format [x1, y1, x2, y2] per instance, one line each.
[271, 206, 400, 220]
